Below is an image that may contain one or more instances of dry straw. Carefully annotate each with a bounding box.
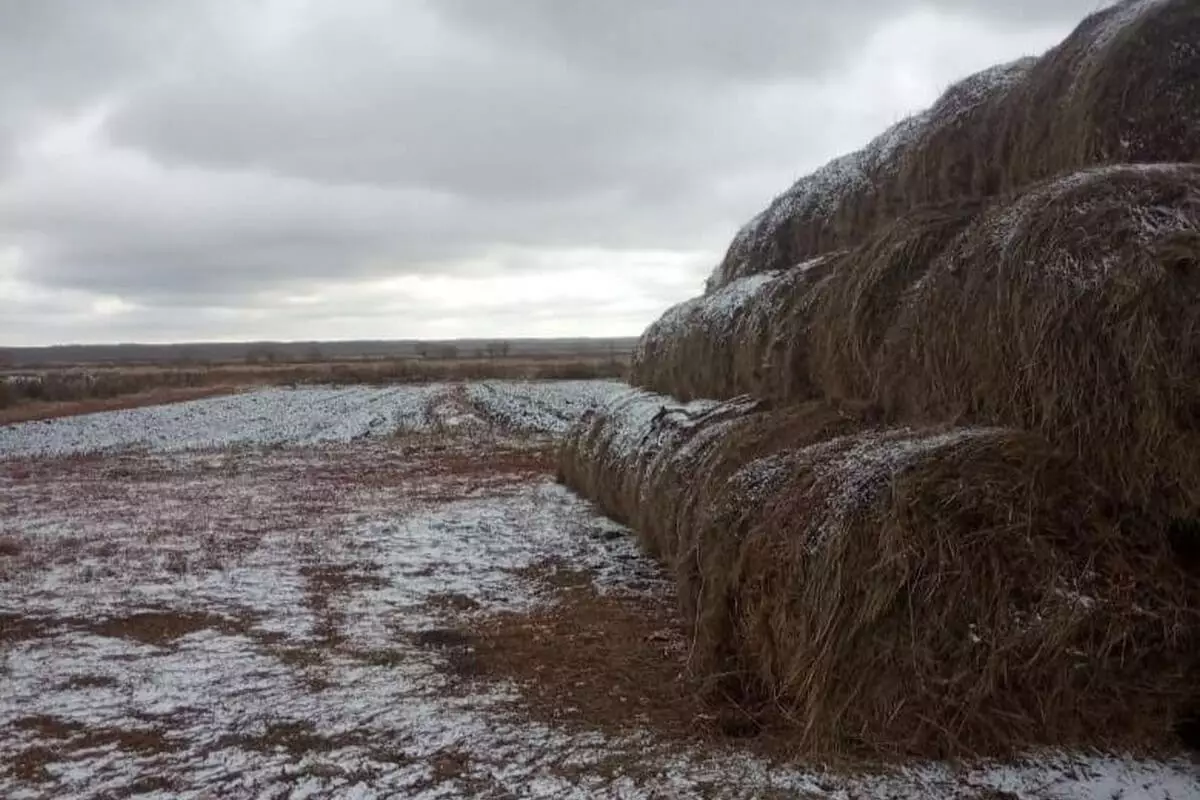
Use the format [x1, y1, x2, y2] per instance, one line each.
[564, 0, 1200, 760]
[559, 392, 1200, 757]
[632, 253, 842, 402]
[634, 164, 1200, 515]
[879, 164, 1200, 516]
[709, 0, 1200, 291]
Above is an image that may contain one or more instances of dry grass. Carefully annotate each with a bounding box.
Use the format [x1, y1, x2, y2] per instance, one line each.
[559, 393, 1200, 758]
[710, 0, 1200, 290]
[0, 385, 241, 425]
[879, 164, 1200, 517]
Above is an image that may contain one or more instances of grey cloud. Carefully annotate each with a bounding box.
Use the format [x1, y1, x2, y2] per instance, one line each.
[0, 0, 1116, 343]
[0, 135, 739, 303]
[433, 0, 1105, 80]
[103, 0, 1104, 195]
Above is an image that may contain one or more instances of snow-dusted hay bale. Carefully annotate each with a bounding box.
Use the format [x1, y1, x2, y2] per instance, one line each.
[881, 163, 1200, 515]
[559, 389, 758, 559]
[694, 424, 1199, 757]
[560, 393, 1200, 757]
[633, 201, 980, 404]
[801, 200, 984, 402]
[631, 253, 842, 402]
[998, 0, 1200, 194]
[709, 0, 1200, 291]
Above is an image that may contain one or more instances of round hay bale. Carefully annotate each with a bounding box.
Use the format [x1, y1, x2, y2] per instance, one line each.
[691, 424, 1200, 757]
[633, 201, 981, 405]
[633, 254, 842, 402]
[805, 201, 984, 401]
[557, 389, 731, 553]
[707, 78, 1006, 292]
[632, 270, 787, 402]
[707, 0, 1200, 292]
[999, 0, 1200, 187]
[558, 390, 872, 562]
[880, 163, 1200, 516]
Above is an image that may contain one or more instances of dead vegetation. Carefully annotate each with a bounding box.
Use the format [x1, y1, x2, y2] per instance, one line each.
[560, 394, 1200, 757]
[709, 0, 1200, 290]
[634, 165, 1200, 520]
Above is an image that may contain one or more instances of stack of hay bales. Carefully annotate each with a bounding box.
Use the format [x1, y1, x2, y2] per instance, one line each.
[708, 0, 1200, 290]
[562, 0, 1200, 758]
[636, 165, 1200, 514]
[563, 393, 1199, 756]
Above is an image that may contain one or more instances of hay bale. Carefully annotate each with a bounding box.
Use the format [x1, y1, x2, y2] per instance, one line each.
[634, 200, 983, 404]
[559, 389, 763, 558]
[632, 253, 842, 402]
[880, 163, 1200, 515]
[559, 393, 1200, 757]
[803, 200, 984, 401]
[998, 0, 1200, 188]
[558, 390, 727, 533]
[709, 0, 1200, 291]
[696, 423, 1199, 757]
[635, 163, 1200, 515]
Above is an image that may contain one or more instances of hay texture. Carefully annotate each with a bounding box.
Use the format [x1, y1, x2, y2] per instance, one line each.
[880, 163, 1200, 515]
[635, 164, 1200, 514]
[559, 391, 1200, 757]
[631, 253, 842, 402]
[709, 0, 1200, 291]
[634, 201, 983, 403]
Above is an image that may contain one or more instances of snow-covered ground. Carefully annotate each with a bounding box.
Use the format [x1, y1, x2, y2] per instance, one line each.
[0, 381, 628, 458]
[1, 384, 1196, 798]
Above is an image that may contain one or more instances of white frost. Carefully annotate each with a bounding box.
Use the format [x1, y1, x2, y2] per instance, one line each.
[0, 381, 629, 459]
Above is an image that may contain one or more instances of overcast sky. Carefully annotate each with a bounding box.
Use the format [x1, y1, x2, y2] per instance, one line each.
[0, 0, 1107, 345]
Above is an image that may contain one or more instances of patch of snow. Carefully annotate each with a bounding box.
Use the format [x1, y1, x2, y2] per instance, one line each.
[465, 381, 628, 437]
[0, 381, 630, 459]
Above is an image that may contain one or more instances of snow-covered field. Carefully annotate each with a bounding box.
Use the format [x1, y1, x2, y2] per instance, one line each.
[0, 381, 627, 458]
[1, 383, 1196, 798]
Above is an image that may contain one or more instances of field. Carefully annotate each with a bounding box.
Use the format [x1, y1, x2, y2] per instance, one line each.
[0, 350, 630, 426]
[1, 383, 1197, 799]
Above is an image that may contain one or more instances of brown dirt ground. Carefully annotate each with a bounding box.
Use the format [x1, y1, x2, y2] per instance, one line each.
[460, 561, 797, 759]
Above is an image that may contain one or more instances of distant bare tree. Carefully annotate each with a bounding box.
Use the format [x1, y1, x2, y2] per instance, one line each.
[483, 341, 513, 359]
[246, 346, 280, 364]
